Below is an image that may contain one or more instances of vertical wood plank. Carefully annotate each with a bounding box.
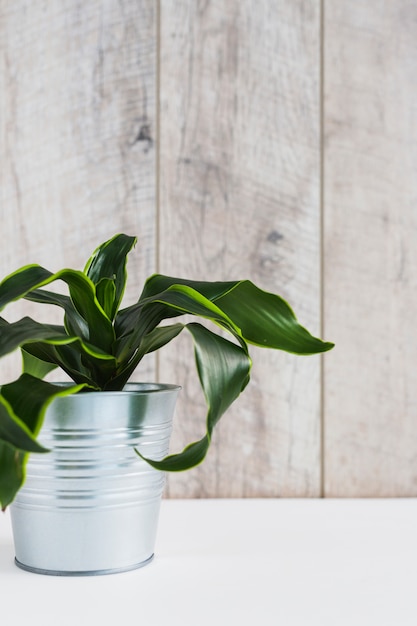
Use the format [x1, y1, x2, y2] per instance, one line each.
[324, 2, 417, 495]
[0, 0, 157, 382]
[159, 0, 323, 497]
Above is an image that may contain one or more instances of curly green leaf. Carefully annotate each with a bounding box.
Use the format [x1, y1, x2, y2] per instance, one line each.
[136, 323, 251, 471]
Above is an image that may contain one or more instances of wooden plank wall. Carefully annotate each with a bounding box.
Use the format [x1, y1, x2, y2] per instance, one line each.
[159, 1, 322, 498]
[324, 2, 417, 496]
[0, 0, 415, 497]
[0, 0, 158, 383]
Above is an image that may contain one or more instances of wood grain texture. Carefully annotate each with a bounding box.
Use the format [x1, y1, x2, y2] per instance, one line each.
[0, 0, 157, 382]
[159, 0, 323, 497]
[324, 2, 417, 495]
[2, 1, 416, 499]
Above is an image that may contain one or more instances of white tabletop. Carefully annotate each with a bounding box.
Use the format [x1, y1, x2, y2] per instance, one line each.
[1, 498, 416, 625]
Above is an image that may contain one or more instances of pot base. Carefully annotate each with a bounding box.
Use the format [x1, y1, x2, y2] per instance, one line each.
[14, 553, 154, 576]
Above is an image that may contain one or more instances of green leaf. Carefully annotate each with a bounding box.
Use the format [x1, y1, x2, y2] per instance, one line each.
[138, 323, 185, 356]
[136, 323, 251, 470]
[24, 287, 72, 309]
[0, 317, 115, 364]
[0, 375, 89, 509]
[105, 323, 184, 391]
[215, 281, 334, 354]
[140, 275, 334, 355]
[0, 390, 48, 511]
[22, 342, 97, 386]
[84, 234, 137, 319]
[96, 278, 117, 320]
[188, 323, 251, 425]
[0, 265, 52, 309]
[0, 445, 25, 512]
[24, 288, 90, 342]
[140, 274, 237, 302]
[0, 317, 72, 355]
[22, 348, 58, 379]
[0, 265, 115, 352]
[0, 317, 115, 388]
[114, 284, 245, 363]
[0, 396, 47, 453]
[1, 375, 87, 436]
[58, 270, 115, 351]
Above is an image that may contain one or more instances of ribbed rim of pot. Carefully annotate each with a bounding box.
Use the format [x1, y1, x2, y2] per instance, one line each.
[49, 382, 181, 396]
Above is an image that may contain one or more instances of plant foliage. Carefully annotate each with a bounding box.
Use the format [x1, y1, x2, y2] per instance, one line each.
[0, 234, 333, 508]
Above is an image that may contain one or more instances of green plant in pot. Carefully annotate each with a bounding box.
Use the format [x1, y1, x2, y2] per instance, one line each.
[0, 233, 333, 575]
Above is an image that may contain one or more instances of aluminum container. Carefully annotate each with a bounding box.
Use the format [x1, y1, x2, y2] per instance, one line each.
[10, 383, 180, 576]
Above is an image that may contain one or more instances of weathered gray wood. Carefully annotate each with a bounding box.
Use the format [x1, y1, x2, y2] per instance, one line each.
[159, 0, 323, 497]
[0, 0, 157, 382]
[2, 0, 416, 499]
[324, 2, 417, 495]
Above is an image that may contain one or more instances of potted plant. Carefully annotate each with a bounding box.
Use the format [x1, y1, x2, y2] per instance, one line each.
[0, 233, 333, 575]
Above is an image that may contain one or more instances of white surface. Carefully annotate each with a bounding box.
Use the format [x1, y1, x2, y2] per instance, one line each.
[1, 498, 416, 625]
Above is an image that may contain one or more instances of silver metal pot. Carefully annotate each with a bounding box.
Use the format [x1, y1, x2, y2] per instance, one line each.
[10, 383, 180, 576]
